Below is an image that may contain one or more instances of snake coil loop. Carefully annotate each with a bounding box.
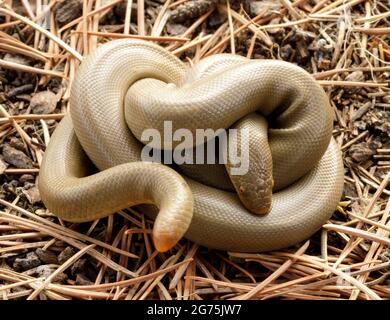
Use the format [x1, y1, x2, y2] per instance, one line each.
[39, 39, 344, 252]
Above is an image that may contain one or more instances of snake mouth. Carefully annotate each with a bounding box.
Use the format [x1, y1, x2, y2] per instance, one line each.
[153, 230, 181, 252]
[252, 206, 270, 215]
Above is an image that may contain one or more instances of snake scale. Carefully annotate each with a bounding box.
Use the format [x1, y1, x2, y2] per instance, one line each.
[39, 39, 344, 252]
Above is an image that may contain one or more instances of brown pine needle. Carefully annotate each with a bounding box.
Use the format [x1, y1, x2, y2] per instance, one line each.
[234, 241, 310, 300]
[0, 58, 65, 78]
[323, 224, 390, 246]
[72, 30, 189, 42]
[317, 80, 388, 88]
[353, 27, 390, 35]
[0, 8, 82, 61]
[0, 199, 139, 260]
[172, 35, 212, 55]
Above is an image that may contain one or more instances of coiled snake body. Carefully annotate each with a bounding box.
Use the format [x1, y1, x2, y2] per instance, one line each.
[39, 39, 344, 252]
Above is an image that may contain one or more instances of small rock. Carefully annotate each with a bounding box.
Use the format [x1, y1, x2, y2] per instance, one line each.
[35, 248, 58, 264]
[380, 250, 390, 263]
[34, 265, 56, 278]
[54, 0, 83, 27]
[345, 71, 364, 82]
[362, 110, 390, 138]
[20, 174, 35, 184]
[23, 182, 35, 189]
[30, 91, 58, 114]
[9, 137, 25, 151]
[2, 145, 34, 169]
[13, 1, 37, 16]
[58, 246, 76, 264]
[349, 141, 381, 162]
[34, 265, 68, 283]
[166, 23, 187, 36]
[280, 44, 293, 60]
[3, 53, 31, 66]
[250, 0, 281, 16]
[170, 0, 217, 23]
[374, 111, 390, 136]
[6, 180, 20, 189]
[13, 252, 41, 271]
[354, 120, 367, 131]
[71, 258, 87, 276]
[22, 185, 41, 204]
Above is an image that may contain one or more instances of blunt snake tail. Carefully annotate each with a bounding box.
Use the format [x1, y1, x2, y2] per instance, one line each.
[39, 39, 344, 253]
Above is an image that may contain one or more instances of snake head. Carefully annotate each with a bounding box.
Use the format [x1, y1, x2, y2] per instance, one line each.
[153, 230, 181, 253]
[151, 177, 194, 252]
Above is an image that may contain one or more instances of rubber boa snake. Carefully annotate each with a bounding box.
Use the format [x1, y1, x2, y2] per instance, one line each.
[38, 39, 344, 252]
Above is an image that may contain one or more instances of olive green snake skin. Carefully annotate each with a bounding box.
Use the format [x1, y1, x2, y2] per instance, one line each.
[39, 39, 344, 252]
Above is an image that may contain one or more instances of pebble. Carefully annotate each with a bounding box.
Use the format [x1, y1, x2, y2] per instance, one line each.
[170, 0, 217, 23]
[3, 53, 31, 66]
[13, 252, 41, 271]
[54, 0, 83, 27]
[280, 44, 293, 60]
[71, 258, 87, 276]
[58, 246, 76, 264]
[348, 141, 381, 163]
[250, 0, 281, 16]
[2, 145, 34, 169]
[22, 185, 41, 204]
[30, 91, 58, 114]
[35, 248, 59, 265]
[345, 71, 365, 82]
[19, 174, 35, 184]
[34, 265, 68, 283]
[166, 23, 187, 36]
[9, 137, 25, 151]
